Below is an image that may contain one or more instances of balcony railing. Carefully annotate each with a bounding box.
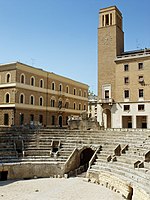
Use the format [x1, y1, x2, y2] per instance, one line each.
[99, 98, 113, 105]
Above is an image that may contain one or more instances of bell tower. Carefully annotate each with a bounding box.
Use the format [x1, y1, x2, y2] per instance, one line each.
[98, 6, 124, 102]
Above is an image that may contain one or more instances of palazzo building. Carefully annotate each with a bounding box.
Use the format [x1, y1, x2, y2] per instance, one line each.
[97, 6, 150, 129]
[0, 62, 88, 127]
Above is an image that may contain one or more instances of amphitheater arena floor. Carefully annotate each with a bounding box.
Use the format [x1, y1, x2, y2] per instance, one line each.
[0, 177, 124, 200]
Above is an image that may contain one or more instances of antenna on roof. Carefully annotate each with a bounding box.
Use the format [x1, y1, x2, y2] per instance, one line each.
[136, 39, 141, 50]
[31, 58, 35, 67]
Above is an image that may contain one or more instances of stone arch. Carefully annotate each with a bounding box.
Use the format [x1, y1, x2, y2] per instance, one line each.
[79, 146, 95, 169]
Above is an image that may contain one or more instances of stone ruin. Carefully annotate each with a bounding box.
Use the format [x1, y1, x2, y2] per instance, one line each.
[68, 111, 100, 130]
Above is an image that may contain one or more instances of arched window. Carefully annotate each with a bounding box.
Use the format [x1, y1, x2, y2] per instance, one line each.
[30, 95, 34, 105]
[84, 91, 87, 97]
[20, 74, 25, 84]
[83, 104, 86, 110]
[5, 93, 10, 103]
[52, 82, 55, 90]
[73, 102, 76, 110]
[65, 101, 69, 109]
[66, 85, 69, 93]
[6, 73, 11, 83]
[20, 93, 25, 104]
[50, 97, 55, 107]
[39, 96, 43, 106]
[59, 84, 62, 92]
[79, 89, 82, 96]
[73, 88, 76, 95]
[79, 103, 81, 110]
[39, 79, 44, 88]
[30, 76, 35, 86]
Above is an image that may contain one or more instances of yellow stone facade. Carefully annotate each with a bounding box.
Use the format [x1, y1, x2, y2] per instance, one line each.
[98, 6, 150, 129]
[0, 62, 88, 127]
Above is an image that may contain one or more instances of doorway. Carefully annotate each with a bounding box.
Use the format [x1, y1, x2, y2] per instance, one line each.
[59, 115, 63, 127]
[0, 171, 8, 181]
[4, 113, 9, 125]
[102, 109, 111, 128]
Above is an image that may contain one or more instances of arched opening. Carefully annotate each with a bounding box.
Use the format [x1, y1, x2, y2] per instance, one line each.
[59, 115, 63, 127]
[102, 108, 111, 128]
[80, 148, 95, 171]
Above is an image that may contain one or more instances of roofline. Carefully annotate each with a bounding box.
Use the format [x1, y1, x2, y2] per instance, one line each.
[0, 61, 89, 88]
[99, 6, 122, 17]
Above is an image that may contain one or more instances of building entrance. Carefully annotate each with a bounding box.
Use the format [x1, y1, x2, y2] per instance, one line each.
[122, 116, 132, 128]
[59, 116, 63, 127]
[136, 116, 147, 128]
[102, 109, 111, 128]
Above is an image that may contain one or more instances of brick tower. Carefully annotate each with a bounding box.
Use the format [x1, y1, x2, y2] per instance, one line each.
[97, 6, 124, 127]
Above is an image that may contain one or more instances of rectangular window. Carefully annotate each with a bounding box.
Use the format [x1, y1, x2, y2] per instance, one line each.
[124, 105, 130, 111]
[124, 64, 129, 71]
[139, 89, 144, 98]
[138, 63, 143, 70]
[102, 15, 104, 27]
[105, 90, 109, 99]
[138, 75, 144, 84]
[110, 13, 112, 25]
[105, 14, 109, 25]
[138, 104, 144, 111]
[124, 90, 129, 98]
[124, 77, 129, 84]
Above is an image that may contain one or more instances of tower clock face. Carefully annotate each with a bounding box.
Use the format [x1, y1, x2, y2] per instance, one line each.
[101, 32, 112, 45]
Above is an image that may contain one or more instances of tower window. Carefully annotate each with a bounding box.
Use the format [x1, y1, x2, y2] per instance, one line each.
[110, 13, 112, 25]
[139, 89, 144, 98]
[105, 90, 109, 99]
[124, 77, 129, 84]
[105, 14, 109, 25]
[102, 15, 104, 27]
[124, 64, 129, 71]
[124, 90, 129, 98]
[138, 63, 143, 70]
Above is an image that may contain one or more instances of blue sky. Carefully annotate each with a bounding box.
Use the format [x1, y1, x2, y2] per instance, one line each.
[0, 0, 150, 94]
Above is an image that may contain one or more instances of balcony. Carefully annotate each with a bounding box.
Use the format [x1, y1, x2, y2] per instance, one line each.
[99, 98, 114, 105]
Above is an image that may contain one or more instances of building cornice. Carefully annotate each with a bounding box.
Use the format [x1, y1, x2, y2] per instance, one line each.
[115, 53, 150, 63]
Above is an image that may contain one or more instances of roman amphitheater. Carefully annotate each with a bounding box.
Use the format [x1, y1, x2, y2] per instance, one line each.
[0, 127, 150, 200]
